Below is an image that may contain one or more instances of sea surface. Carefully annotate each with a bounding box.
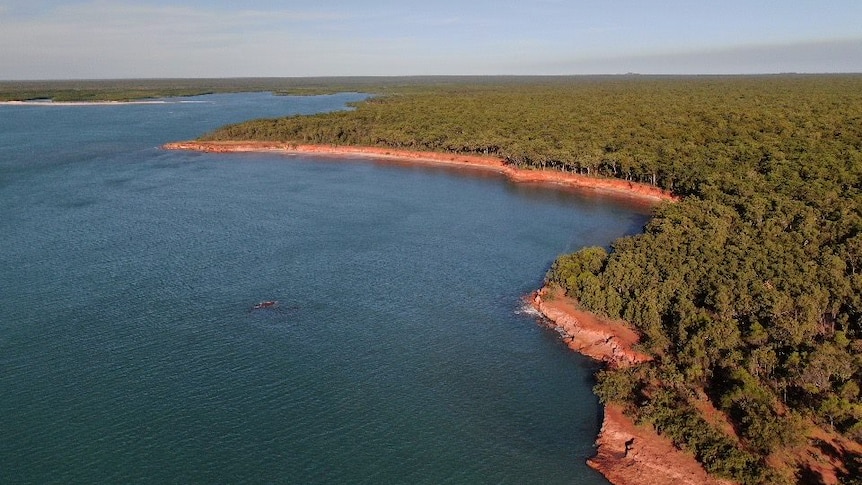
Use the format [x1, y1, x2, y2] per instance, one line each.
[0, 92, 650, 484]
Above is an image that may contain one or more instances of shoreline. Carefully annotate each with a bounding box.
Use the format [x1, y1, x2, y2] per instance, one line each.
[0, 100, 205, 106]
[530, 287, 732, 485]
[589, 405, 733, 485]
[162, 141, 676, 204]
[530, 287, 651, 368]
[164, 139, 704, 485]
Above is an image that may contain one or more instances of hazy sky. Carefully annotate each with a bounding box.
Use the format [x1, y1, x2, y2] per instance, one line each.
[1, 0, 860, 79]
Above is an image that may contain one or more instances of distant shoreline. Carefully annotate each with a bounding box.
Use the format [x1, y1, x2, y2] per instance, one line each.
[0, 100, 206, 106]
[162, 141, 676, 204]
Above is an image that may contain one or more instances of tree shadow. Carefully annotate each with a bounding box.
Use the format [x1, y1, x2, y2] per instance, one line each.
[796, 465, 827, 485]
[796, 438, 862, 485]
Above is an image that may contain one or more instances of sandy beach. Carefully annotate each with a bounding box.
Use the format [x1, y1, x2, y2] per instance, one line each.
[162, 141, 676, 204]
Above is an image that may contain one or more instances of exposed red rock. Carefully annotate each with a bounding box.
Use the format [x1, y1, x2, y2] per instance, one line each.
[591, 405, 734, 485]
[530, 286, 738, 485]
[530, 286, 651, 367]
[162, 141, 676, 204]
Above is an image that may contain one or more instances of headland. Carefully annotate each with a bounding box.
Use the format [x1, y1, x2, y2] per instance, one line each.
[530, 286, 733, 485]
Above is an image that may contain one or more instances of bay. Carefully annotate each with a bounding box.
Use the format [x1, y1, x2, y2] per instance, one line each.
[0, 92, 649, 484]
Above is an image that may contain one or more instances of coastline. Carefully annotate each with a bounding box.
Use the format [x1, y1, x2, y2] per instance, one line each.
[162, 141, 676, 204]
[530, 287, 732, 485]
[0, 100, 203, 106]
[590, 405, 733, 485]
[164, 139, 707, 485]
[530, 286, 651, 368]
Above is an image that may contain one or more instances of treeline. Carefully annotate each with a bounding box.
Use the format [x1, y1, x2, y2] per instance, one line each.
[202, 74, 862, 484]
[0, 75, 526, 101]
[0, 77, 338, 101]
[204, 75, 862, 195]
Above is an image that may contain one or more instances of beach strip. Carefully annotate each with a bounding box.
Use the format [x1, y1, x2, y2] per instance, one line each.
[162, 141, 676, 204]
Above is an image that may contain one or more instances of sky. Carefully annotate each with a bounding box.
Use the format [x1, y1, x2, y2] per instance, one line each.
[1, 0, 860, 79]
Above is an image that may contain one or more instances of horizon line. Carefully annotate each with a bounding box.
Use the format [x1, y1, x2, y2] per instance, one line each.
[3, 72, 862, 83]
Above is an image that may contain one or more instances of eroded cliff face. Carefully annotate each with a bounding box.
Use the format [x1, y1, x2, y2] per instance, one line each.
[529, 287, 651, 368]
[530, 287, 738, 485]
[590, 406, 734, 485]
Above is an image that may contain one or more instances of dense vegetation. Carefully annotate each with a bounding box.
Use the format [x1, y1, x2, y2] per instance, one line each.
[202, 75, 862, 484]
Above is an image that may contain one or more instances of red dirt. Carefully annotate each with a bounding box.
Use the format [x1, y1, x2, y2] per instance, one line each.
[591, 405, 734, 485]
[531, 286, 737, 485]
[530, 286, 650, 367]
[162, 141, 676, 204]
[689, 389, 740, 441]
[768, 424, 862, 485]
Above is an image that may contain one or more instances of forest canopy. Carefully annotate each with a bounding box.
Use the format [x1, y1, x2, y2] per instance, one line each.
[202, 75, 862, 484]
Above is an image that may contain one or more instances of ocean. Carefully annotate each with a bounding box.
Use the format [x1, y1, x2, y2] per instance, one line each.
[0, 92, 649, 484]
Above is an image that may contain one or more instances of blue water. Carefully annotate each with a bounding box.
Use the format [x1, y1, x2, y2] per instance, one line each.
[0, 93, 649, 484]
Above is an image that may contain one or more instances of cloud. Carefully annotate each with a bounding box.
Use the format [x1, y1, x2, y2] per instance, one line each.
[0, 1, 503, 78]
[511, 38, 862, 75]
[1, 1, 860, 78]
[0, 1, 370, 78]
